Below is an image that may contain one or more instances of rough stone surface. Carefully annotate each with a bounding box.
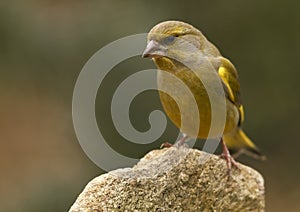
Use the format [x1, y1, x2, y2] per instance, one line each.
[69, 147, 265, 211]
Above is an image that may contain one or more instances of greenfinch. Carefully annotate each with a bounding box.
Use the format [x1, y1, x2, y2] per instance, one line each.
[143, 21, 265, 170]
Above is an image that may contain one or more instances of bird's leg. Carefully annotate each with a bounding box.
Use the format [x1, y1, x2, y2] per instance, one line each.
[219, 138, 240, 174]
[160, 134, 189, 148]
[174, 135, 190, 147]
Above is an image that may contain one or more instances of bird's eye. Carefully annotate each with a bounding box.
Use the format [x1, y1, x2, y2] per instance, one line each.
[163, 35, 176, 44]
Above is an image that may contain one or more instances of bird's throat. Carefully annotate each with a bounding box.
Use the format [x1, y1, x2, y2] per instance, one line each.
[153, 57, 186, 74]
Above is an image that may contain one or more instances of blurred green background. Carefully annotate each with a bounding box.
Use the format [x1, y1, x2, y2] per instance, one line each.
[1, 0, 299, 211]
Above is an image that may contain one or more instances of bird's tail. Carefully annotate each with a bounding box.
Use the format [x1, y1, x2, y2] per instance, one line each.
[223, 128, 266, 160]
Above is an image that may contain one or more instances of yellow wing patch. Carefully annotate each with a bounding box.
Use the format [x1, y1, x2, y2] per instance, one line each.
[218, 58, 244, 125]
[218, 66, 236, 102]
[238, 105, 245, 124]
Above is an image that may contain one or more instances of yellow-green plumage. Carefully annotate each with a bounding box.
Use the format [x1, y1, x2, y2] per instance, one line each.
[143, 21, 265, 160]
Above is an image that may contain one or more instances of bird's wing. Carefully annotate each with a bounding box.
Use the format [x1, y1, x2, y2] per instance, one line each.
[218, 57, 244, 125]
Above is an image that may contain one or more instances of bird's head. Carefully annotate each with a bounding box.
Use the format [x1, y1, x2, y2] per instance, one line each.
[142, 21, 220, 66]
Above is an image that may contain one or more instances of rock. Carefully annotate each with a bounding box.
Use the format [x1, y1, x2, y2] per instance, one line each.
[69, 146, 265, 211]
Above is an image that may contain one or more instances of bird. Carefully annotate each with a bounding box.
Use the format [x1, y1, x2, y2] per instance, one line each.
[142, 20, 265, 172]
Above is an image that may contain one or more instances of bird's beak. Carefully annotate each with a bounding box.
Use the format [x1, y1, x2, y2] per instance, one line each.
[142, 40, 166, 58]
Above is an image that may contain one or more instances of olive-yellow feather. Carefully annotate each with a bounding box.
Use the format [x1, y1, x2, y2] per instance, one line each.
[143, 21, 265, 160]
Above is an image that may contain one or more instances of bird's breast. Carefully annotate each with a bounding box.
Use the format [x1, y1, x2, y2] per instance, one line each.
[156, 61, 239, 138]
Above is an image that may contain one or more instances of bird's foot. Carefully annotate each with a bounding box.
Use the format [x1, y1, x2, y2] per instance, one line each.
[219, 138, 240, 176]
[160, 142, 173, 149]
[219, 152, 240, 175]
[160, 135, 189, 149]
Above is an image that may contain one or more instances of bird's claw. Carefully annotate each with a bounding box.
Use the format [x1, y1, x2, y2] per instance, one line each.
[160, 135, 190, 149]
[220, 153, 240, 169]
[160, 142, 173, 149]
[219, 153, 240, 176]
[219, 138, 240, 177]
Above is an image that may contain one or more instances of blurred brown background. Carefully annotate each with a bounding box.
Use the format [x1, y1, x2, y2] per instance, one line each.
[1, 0, 299, 211]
